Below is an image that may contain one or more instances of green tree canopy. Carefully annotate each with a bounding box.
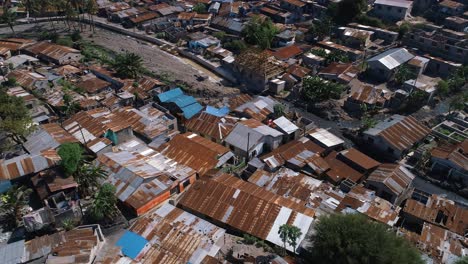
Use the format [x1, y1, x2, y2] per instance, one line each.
[192, 3, 207, 14]
[75, 163, 107, 197]
[308, 18, 333, 41]
[329, 0, 367, 25]
[1, 8, 17, 35]
[394, 64, 416, 85]
[325, 50, 350, 65]
[455, 256, 468, 264]
[224, 40, 247, 53]
[58, 142, 83, 176]
[303, 214, 424, 264]
[437, 80, 449, 97]
[111, 52, 145, 79]
[447, 66, 468, 94]
[88, 183, 118, 222]
[0, 89, 35, 145]
[274, 104, 285, 118]
[278, 224, 303, 254]
[302, 76, 344, 103]
[0, 185, 32, 229]
[242, 16, 279, 49]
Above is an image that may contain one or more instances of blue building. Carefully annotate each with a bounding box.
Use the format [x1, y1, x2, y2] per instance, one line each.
[156, 88, 203, 119]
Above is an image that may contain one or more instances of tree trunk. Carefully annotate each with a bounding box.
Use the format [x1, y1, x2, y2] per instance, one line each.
[9, 24, 15, 36]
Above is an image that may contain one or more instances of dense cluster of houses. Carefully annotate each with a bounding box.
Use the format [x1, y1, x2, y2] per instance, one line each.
[87, 0, 468, 119]
[0, 0, 467, 262]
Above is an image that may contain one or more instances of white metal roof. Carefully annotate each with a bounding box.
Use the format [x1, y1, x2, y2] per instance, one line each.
[309, 128, 344, 148]
[273, 116, 299, 134]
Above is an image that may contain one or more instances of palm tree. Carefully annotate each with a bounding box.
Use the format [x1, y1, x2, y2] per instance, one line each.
[278, 224, 290, 256]
[112, 52, 145, 79]
[0, 185, 32, 229]
[88, 183, 118, 222]
[85, 0, 97, 32]
[75, 163, 107, 197]
[287, 225, 302, 254]
[1, 8, 17, 36]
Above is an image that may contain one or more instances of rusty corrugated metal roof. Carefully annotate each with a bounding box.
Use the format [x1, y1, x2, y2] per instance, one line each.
[129, 203, 225, 263]
[178, 174, 314, 251]
[185, 112, 238, 141]
[0, 149, 60, 181]
[403, 195, 468, 236]
[156, 133, 232, 176]
[367, 163, 415, 196]
[25, 41, 80, 62]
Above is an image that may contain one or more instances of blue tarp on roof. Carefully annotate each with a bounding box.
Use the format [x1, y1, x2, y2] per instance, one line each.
[205, 106, 230, 117]
[182, 103, 203, 119]
[157, 88, 183, 102]
[168, 94, 198, 108]
[157, 87, 202, 119]
[116, 230, 148, 259]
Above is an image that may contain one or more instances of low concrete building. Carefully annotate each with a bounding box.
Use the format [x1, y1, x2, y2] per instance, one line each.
[367, 48, 414, 82]
[344, 85, 390, 112]
[337, 27, 374, 49]
[430, 140, 468, 184]
[403, 25, 468, 64]
[438, 0, 465, 17]
[372, 0, 413, 21]
[365, 163, 415, 204]
[24, 41, 82, 65]
[362, 114, 431, 160]
[318, 62, 360, 84]
[225, 119, 283, 159]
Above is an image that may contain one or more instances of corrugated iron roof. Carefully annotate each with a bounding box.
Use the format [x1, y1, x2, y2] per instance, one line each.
[96, 146, 195, 212]
[76, 75, 111, 94]
[0, 149, 60, 180]
[25, 123, 78, 154]
[129, 203, 225, 263]
[234, 96, 278, 121]
[403, 195, 468, 236]
[367, 163, 415, 196]
[273, 116, 299, 134]
[261, 136, 326, 171]
[368, 48, 414, 70]
[324, 151, 364, 184]
[225, 119, 282, 152]
[418, 223, 465, 262]
[156, 133, 232, 176]
[338, 148, 381, 171]
[20, 225, 103, 263]
[431, 140, 468, 171]
[374, 0, 412, 8]
[365, 115, 430, 152]
[185, 112, 238, 141]
[249, 168, 323, 207]
[178, 174, 314, 251]
[25, 41, 80, 61]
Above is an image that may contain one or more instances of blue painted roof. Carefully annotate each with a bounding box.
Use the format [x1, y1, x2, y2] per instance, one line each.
[168, 94, 198, 108]
[182, 102, 203, 119]
[157, 88, 183, 102]
[205, 106, 230, 117]
[116, 231, 148, 259]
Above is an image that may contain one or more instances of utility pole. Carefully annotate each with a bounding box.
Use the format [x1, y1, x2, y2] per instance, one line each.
[246, 132, 250, 162]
